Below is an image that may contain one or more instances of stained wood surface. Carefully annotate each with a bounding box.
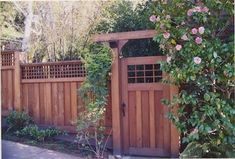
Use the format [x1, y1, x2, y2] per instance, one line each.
[1, 52, 112, 134]
[1, 51, 179, 156]
[93, 30, 156, 42]
[121, 56, 178, 157]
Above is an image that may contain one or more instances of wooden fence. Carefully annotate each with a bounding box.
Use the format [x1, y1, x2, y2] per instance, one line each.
[1, 51, 112, 132]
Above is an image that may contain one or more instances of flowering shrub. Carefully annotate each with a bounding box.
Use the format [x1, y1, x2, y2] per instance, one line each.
[150, 0, 234, 157]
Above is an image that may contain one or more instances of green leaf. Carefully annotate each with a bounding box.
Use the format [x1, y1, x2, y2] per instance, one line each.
[204, 93, 210, 101]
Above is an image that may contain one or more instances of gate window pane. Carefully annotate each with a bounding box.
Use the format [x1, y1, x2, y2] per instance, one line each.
[128, 72, 135, 77]
[137, 71, 144, 76]
[137, 78, 144, 83]
[145, 64, 153, 70]
[127, 64, 162, 84]
[128, 65, 135, 71]
[146, 71, 153, 76]
[136, 65, 144, 70]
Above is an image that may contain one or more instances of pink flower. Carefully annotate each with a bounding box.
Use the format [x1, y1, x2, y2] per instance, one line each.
[149, 15, 157, 22]
[163, 32, 170, 39]
[198, 26, 205, 34]
[187, 6, 209, 17]
[193, 57, 202, 64]
[175, 44, 182, 51]
[201, 6, 209, 12]
[194, 6, 202, 12]
[187, 9, 193, 16]
[166, 56, 172, 63]
[191, 28, 198, 34]
[181, 34, 188, 41]
[195, 37, 202, 44]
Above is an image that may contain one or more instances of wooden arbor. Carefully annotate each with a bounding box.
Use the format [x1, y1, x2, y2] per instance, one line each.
[93, 30, 179, 157]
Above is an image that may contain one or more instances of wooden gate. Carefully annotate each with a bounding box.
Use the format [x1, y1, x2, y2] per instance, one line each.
[121, 56, 172, 157]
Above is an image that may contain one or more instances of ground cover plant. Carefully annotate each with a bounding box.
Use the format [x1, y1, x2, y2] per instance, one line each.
[150, 0, 234, 157]
[4, 111, 64, 142]
[6, 111, 33, 132]
[16, 125, 64, 142]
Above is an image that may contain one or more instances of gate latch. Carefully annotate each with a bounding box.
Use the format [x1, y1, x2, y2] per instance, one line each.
[121, 102, 126, 116]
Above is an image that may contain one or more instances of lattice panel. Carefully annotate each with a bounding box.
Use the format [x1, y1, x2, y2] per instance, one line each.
[127, 64, 162, 83]
[21, 61, 86, 79]
[1, 52, 15, 66]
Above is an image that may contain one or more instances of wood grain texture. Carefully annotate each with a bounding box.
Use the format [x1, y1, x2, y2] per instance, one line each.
[34, 83, 40, 123]
[93, 30, 156, 42]
[121, 58, 129, 154]
[7, 70, 13, 110]
[111, 47, 122, 155]
[71, 82, 78, 124]
[136, 91, 142, 148]
[58, 83, 65, 126]
[51, 83, 58, 125]
[39, 83, 45, 124]
[44, 83, 52, 125]
[149, 90, 156, 148]
[128, 91, 136, 148]
[64, 82, 71, 125]
[141, 91, 150, 147]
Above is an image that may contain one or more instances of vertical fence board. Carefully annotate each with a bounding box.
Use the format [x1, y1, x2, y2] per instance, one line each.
[34, 83, 40, 123]
[129, 91, 136, 147]
[58, 83, 65, 126]
[141, 91, 150, 147]
[163, 85, 171, 153]
[28, 84, 34, 117]
[77, 82, 83, 113]
[71, 82, 78, 124]
[45, 83, 52, 125]
[2, 71, 8, 110]
[7, 70, 13, 110]
[136, 91, 142, 147]
[51, 83, 58, 125]
[155, 91, 164, 148]
[22, 84, 29, 113]
[64, 82, 71, 125]
[149, 90, 155, 148]
[39, 83, 45, 124]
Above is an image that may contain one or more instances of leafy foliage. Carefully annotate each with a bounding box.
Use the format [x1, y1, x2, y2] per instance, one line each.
[6, 111, 33, 132]
[151, 0, 234, 157]
[16, 125, 64, 142]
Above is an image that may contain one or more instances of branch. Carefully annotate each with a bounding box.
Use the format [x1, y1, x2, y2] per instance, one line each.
[13, 2, 27, 16]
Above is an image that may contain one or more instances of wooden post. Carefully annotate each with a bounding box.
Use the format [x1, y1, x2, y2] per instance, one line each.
[14, 52, 21, 111]
[110, 40, 128, 155]
[170, 85, 180, 157]
[110, 45, 122, 155]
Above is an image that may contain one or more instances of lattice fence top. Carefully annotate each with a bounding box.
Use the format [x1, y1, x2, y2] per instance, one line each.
[21, 60, 86, 79]
[1, 51, 15, 66]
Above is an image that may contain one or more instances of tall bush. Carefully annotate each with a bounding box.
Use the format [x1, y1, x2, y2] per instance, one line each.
[150, 0, 234, 157]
